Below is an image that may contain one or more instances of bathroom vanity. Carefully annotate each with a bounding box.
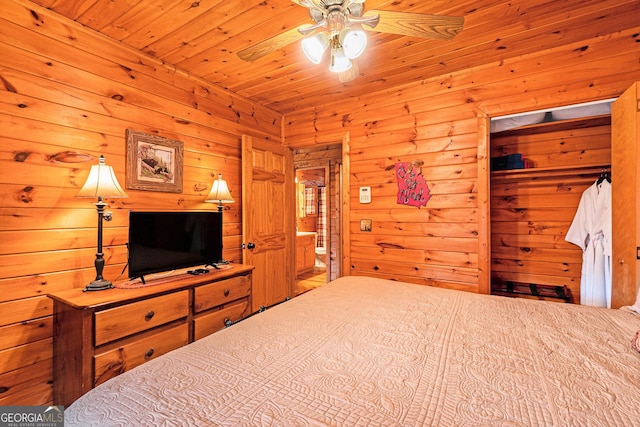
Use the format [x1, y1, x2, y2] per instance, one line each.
[296, 232, 316, 274]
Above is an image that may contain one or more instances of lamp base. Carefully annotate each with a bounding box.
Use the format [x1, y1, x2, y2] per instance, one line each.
[83, 279, 114, 292]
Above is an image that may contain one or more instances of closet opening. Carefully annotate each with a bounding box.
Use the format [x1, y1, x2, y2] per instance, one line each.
[488, 100, 614, 305]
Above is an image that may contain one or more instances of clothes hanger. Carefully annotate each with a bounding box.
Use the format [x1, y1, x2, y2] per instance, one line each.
[596, 168, 611, 185]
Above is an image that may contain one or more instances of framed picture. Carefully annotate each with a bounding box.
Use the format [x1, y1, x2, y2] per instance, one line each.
[360, 218, 372, 232]
[126, 129, 183, 193]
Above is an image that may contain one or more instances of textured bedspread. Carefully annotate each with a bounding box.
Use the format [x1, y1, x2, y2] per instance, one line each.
[65, 276, 640, 426]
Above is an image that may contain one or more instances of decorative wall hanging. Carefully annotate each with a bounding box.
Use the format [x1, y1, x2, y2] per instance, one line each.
[126, 129, 183, 193]
[395, 160, 430, 208]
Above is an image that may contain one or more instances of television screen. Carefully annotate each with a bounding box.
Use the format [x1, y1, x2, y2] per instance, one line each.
[128, 211, 223, 280]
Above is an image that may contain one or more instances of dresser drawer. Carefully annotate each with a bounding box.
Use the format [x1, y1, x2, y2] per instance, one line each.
[193, 298, 250, 340]
[93, 322, 188, 386]
[94, 290, 189, 346]
[194, 275, 251, 313]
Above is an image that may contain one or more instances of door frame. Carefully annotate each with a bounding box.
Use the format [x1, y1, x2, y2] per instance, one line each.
[294, 165, 330, 278]
[290, 138, 348, 284]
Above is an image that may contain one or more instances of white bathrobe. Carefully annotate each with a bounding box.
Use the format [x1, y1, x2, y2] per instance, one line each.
[565, 180, 612, 308]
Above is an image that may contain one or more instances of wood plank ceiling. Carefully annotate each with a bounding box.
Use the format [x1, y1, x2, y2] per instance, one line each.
[28, 0, 640, 114]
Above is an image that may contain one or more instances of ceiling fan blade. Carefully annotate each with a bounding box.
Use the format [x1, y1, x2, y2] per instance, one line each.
[343, 0, 365, 8]
[298, 20, 327, 36]
[237, 25, 311, 62]
[364, 10, 464, 40]
[291, 0, 324, 14]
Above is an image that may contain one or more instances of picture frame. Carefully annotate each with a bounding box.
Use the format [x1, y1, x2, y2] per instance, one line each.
[360, 218, 372, 232]
[126, 129, 183, 193]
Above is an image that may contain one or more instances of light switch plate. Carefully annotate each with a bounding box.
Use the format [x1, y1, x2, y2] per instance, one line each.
[359, 186, 371, 203]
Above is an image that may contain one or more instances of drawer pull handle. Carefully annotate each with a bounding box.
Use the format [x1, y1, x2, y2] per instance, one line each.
[145, 311, 155, 321]
[224, 318, 233, 327]
[224, 289, 230, 297]
[145, 348, 155, 359]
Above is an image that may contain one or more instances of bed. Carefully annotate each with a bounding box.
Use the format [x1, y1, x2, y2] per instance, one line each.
[64, 276, 640, 426]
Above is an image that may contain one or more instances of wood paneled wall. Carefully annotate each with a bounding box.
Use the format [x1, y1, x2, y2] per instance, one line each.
[284, 28, 640, 292]
[0, 2, 281, 405]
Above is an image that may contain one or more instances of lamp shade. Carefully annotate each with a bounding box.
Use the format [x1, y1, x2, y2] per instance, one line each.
[329, 46, 352, 73]
[77, 155, 128, 198]
[205, 174, 234, 204]
[301, 33, 330, 64]
[340, 29, 367, 59]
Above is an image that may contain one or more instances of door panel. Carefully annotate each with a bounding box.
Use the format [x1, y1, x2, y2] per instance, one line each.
[611, 82, 640, 308]
[242, 135, 294, 311]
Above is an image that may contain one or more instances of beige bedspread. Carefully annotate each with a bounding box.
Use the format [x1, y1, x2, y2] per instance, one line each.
[65, 276, 640, 426]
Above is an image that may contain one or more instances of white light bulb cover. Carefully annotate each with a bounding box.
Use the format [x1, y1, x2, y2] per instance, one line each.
[340, 29, 367, 59]
[301, 33, 330, 64]
[329, 47, 352, 73]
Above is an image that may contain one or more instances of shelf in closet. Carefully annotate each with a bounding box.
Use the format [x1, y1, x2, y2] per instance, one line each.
[491, 163, 610, 182]
[493, 114, 611, 136]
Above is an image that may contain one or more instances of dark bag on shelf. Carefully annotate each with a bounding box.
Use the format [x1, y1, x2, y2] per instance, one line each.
[491, 153, 526, 171]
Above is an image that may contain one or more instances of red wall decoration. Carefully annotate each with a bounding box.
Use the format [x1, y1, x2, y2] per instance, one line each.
[395, 161, 430, 208]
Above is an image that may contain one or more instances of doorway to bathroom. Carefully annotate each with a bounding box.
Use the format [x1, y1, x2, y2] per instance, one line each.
[293, 144, 342, 296]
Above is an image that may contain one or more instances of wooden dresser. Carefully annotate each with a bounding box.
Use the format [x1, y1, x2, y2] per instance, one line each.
[48, 264, 253, 407]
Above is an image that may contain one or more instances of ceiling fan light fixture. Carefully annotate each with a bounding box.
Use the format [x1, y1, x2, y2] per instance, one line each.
[329, 46, 352, 73]
[340, 28, 367, 59]
[237, 1, 465, 82]
[301, 33, 330, 64]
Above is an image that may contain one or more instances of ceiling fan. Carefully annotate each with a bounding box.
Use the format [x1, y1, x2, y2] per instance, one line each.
[237, 0, 464, 82]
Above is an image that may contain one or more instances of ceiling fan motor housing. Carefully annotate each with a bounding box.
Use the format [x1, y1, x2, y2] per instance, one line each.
[326, 8, 347, 36]
[308, 0, 364, 25]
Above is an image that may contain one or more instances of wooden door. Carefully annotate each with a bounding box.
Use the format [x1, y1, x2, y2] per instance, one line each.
[611, 82, 640, 308]
[242, 135, 294, 312]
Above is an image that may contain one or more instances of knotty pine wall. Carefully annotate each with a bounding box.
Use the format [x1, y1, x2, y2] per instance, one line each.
[0, 3, 281, 405]
[284, 28, 640, 293]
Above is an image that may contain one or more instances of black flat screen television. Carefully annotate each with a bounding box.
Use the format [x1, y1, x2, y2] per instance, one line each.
[128, 211, 223, 280]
